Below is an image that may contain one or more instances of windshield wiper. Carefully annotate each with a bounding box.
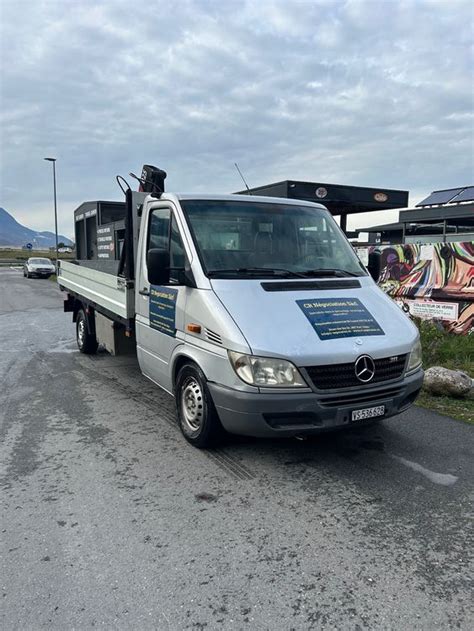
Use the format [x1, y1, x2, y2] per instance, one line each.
[300, 268, 362, 278]
[207, 267, 307, 278]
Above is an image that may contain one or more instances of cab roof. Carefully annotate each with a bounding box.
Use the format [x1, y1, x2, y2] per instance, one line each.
[160, 192, 327, 209]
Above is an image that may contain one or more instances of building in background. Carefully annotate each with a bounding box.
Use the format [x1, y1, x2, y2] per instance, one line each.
[355, 186, 474, 335]
[358, 186, 474, 245]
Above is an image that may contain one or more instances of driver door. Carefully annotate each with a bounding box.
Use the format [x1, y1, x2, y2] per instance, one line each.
[135, 204, 187, 393]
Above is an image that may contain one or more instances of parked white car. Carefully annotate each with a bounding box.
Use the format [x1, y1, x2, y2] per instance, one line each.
[23, 257, 56, 278]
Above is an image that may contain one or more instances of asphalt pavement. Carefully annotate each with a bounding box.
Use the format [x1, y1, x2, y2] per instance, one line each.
[1, 268, 473, 630]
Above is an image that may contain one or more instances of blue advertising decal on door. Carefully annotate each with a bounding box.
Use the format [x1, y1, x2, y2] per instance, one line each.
[297, 297, 384, 340]
[150, 286, 178, 336]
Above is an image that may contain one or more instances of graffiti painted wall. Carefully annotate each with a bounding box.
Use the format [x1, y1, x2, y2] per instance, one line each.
[356, 242, 474, 335]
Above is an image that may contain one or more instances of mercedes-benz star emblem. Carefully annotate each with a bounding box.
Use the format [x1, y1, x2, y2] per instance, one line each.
[355, 355, 376, 383]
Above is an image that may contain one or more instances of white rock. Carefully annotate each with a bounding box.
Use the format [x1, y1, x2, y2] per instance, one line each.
[423, 366, 472, 398]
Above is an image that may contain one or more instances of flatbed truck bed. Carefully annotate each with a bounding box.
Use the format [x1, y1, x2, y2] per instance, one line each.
[58, 260, 134, 322]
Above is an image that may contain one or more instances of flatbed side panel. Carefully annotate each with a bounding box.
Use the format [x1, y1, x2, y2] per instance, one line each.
[58, 260, 133, 320]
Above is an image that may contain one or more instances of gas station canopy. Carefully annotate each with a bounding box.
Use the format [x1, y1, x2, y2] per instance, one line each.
[236, 180, 409, 232]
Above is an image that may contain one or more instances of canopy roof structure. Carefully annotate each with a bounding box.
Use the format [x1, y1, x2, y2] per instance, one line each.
[236, 180, 409, 232]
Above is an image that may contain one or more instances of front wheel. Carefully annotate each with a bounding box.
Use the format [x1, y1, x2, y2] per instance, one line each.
[76, 309, 98, 354]
[175, 363, 224, 448]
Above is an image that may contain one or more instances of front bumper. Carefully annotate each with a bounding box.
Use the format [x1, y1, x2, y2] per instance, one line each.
[208, 369, 424, 437]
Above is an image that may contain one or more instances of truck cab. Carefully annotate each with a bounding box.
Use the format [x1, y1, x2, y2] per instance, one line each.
[132, 192, 423, 446]
[59, 183, 423, 448]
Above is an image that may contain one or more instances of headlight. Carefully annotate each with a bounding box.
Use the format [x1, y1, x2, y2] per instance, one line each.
[228, 351, 307, 388]
[407, 339, 422, 373]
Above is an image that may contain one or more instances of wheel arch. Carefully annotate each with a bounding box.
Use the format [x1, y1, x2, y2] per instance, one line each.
[170, 344, 249, 395]
[171, 350, 204, 393]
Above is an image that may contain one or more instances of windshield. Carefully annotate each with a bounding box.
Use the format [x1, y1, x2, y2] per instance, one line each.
[29, 258, 52, 265]
[181, 200, 366, 278]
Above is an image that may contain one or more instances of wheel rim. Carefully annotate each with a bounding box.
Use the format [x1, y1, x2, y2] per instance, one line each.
[180, 377, 204, 432]
[77, 318, 85, 347]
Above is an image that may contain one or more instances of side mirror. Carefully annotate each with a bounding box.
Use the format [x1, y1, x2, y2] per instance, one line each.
[367, 251, 381, 282]
[147, 248, 170, 285]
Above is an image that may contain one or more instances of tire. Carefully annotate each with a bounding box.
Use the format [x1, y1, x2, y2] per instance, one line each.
[23, 270, 26, 277]
[76, 309, 98, 355]
[175, 363, 224, 448]
[26, 272, 30, 278]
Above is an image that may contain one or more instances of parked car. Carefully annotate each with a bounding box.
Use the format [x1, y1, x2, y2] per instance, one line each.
[23, 257, 56, 278]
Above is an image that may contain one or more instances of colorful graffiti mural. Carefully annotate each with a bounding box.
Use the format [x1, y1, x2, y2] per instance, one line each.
[356, 242, 474, 335]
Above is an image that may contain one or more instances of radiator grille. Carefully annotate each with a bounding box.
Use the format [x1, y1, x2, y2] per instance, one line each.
[306, 355, 407, 390]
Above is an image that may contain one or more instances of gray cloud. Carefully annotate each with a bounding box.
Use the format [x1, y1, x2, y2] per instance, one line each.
[1, 0, 473, 236]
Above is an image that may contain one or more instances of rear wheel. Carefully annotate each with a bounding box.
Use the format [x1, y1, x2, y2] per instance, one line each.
[76, 309, 98, 354]
[175, 363, 224, 448]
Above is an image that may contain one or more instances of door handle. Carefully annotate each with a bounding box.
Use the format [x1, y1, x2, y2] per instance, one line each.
[139, 288, 150, 296]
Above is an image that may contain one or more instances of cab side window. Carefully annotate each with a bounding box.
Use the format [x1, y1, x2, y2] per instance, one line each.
[148, 208, 185, 283]
[148, 209, 170, 251]
[170, 216, 185, 269]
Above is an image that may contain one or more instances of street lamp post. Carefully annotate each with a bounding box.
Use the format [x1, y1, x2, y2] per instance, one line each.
[44, 158, 59, 270]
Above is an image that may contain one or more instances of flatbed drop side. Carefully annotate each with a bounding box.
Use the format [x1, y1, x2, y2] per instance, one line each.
[59, 167, 424, 448]
[60, 261, 133, 321]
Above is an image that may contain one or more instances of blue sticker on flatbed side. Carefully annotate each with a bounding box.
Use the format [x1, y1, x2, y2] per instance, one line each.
[150, 286, 178, 336]
[297, 297, 384, 340]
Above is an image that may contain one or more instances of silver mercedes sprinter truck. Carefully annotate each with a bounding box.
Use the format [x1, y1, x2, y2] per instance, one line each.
[59, 169, 423, 448]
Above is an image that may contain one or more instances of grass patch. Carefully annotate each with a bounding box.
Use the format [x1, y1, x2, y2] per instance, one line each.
[416, 390, 474, 424]
[414, 319, 473, 423]
[417, 319, 473, 375]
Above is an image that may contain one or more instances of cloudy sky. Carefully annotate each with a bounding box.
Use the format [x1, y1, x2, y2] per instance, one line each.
[1, 0, 473, 238]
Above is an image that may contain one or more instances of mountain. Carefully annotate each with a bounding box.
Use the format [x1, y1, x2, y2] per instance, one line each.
[0, 207, 73, 248]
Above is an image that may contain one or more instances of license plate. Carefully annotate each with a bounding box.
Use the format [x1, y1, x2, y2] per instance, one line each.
[351, 405, 385, 421]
